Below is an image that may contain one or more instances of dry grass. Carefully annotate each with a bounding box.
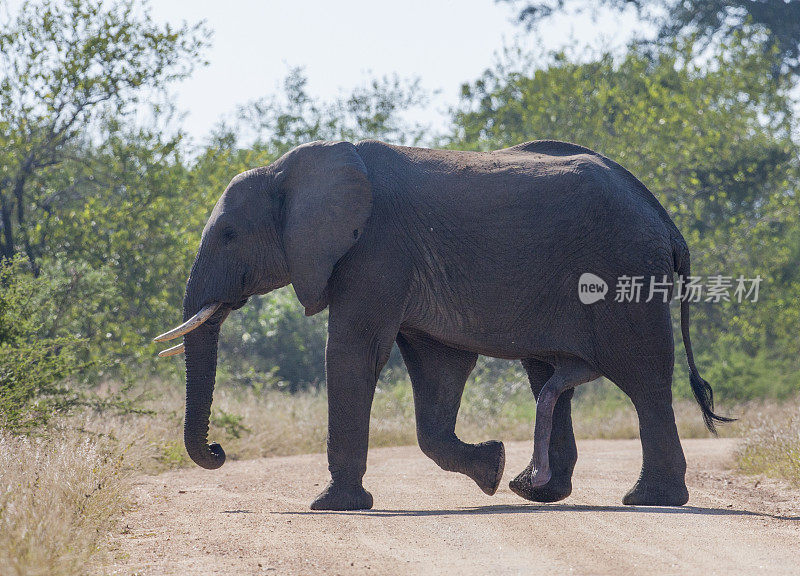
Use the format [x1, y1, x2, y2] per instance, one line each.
[735, 398, 800, 485]
[0, 431, 127, 576]
[75, 384, 331, 474]
[0, 375, 761, 576]
[92, 376, 726, 476]
[457, 378, 724, 444]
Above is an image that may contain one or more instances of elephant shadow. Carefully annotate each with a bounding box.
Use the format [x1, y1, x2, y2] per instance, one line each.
[286, 503, 799, 521]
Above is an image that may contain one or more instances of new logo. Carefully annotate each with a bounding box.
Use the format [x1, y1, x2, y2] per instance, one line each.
[578, 273, 608, 304]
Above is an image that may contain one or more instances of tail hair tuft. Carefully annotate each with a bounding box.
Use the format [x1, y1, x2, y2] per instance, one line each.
[689, 370, 736, 435]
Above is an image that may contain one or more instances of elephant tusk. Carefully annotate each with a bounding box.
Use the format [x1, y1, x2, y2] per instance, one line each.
[157, 342, 185, 357]
[154, 302, 222, 342]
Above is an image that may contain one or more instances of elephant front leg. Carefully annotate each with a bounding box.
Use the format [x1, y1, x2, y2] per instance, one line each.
[310, 334, 392, 511]
[397, 333, 505, 496]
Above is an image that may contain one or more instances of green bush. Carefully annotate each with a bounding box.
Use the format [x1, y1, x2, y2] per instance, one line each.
[697, 347, 800, 401]
[0, 257, 89, 430]
[0, 256, 134, 431]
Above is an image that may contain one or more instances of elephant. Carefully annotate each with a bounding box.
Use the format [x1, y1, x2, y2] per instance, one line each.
[155, 139, 731, 511]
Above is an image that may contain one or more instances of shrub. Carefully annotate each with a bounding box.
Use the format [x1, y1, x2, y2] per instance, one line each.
[0, 257, 90, 430]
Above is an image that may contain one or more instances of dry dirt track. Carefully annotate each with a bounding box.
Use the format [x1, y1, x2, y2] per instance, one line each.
[106, 439, 799, 575]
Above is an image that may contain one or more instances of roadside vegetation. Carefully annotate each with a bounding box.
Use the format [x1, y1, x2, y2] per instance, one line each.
[735, 399, 800, 485]
[0, 432, 126, 576]
[1, 0, 800, 574]
[53, 373, 733, 476]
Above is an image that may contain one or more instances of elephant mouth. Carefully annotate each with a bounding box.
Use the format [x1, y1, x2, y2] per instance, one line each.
[230, 298, 248, 310]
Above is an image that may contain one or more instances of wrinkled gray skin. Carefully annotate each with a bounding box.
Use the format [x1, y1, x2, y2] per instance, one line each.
[179, 139, 728, 511]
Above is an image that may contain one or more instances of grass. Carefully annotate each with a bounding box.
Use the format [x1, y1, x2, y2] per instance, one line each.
[735, 398, 800, 485]
[0, 431, 127, 576]
[0, 371, 788, 576]
[86, 372, 722, 476]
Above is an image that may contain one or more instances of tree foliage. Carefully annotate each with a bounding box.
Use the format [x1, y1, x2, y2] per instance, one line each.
[2, 0, 799, 422]
[0, 0, 208, 271]
[499, 0, 800, 74]
[0, 256, 89, 430]
[236, 67, 429, 155]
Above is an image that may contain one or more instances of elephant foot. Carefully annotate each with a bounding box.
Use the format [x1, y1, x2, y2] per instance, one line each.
[622, 478, 688, 506]
[530, 467, 551, 488]
[467, 441, 505, 496]
[310, 480, 373, 511]
[509, 468, 572, 503]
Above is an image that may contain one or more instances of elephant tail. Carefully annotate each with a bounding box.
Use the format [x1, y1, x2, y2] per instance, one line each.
[674, 240, 735, 435]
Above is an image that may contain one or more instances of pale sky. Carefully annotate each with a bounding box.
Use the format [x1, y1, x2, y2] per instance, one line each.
[7, 0, 645, 143]
[147, 1, 645, 143]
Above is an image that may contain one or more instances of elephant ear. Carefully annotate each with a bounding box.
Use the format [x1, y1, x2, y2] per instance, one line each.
[281, 141, 372, 314]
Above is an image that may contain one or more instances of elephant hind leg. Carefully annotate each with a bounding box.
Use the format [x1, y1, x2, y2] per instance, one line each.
[510, 359, 577, 503]
[396, 332, 505, 496]
[623, 384, 688, 506]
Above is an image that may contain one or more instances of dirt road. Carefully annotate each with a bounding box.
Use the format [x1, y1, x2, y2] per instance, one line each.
[106, 439, 799, 575]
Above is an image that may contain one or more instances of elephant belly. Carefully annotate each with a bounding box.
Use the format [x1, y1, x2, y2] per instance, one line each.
[399, 236, 674, 364]
[401, 272, 594, 361]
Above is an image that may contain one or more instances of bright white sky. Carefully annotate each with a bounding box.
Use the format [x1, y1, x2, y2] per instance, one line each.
[6, 0, 645, 143]
[146, 0, 645, 143]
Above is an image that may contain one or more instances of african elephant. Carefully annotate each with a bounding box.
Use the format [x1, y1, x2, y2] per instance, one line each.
[155, 139, 731, 511]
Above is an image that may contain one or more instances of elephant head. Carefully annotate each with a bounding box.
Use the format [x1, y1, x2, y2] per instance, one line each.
[154, 141, 372, 469]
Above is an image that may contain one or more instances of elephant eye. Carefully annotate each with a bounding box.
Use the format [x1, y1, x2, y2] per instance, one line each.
[221, 228, 237, 244]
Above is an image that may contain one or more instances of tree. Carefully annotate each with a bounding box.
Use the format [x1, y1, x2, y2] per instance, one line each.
[237, 67, 430, 156]
[498, 0, 800, 75]
[0, 0, 208, 272]
[41, 120, 204, 365]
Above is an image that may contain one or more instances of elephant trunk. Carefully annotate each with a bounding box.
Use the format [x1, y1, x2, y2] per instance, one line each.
[183, 323, 226, 469]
